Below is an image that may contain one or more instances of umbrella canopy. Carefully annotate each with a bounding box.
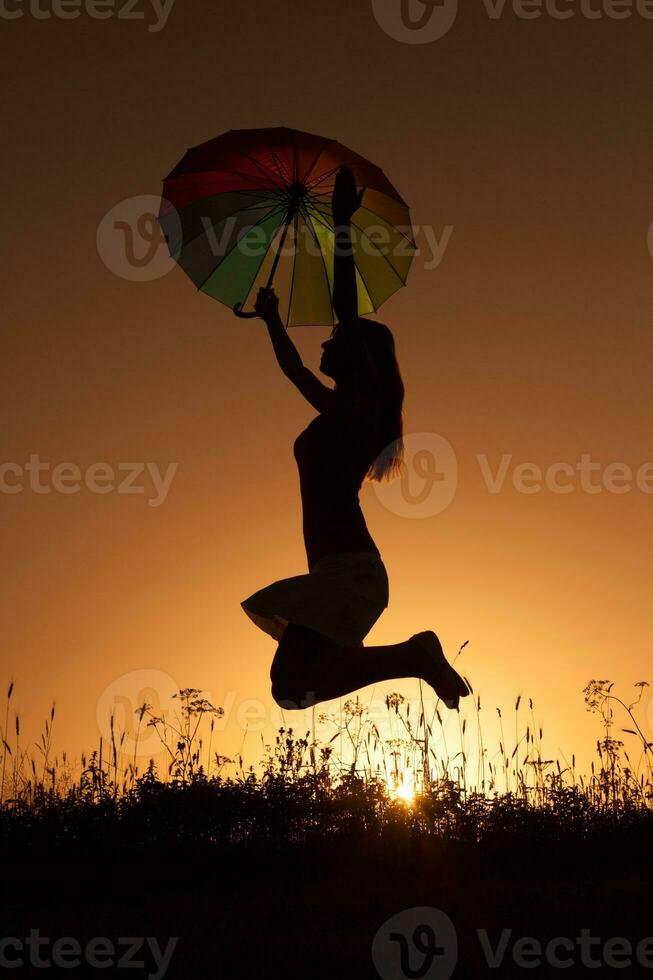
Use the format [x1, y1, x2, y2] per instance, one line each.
[158, 127, 416, 326]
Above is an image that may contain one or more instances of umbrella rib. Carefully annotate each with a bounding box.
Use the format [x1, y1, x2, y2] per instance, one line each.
[194, 204, 288, 294]
[164, 197, 283, 259]
[306, 163, 342, 192]
[307, 208, 380, 313]
[174, 196, 283, 224]
[302, 139, 338, 187]
[350, 213, 410, 287]
[285, 209, 300, 327]
[172, 194, 283, 219]
[309, 190, 416, 247]
[354, 207, 417, 251]
[299, 143, 328, 185]
[165, 167, 277, 194]
[308, 158, 410, 208]
[262, 138, 294, 187]
[305, 206, 334, 237]
[180, 135, 287, 188]
[297, 195, 416, 290]
[311, 203, 411, 287]
[291, 131, 298, 186]
[229, 149, 288, 188]
[222, 165, 279, 191]
[308, 206, 406, 305]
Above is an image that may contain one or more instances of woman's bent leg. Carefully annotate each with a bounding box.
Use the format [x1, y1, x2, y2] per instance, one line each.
[270, 622, 429, 708]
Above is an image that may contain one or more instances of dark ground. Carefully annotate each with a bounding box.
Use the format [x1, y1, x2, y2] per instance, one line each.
[4, 831, 652, 979]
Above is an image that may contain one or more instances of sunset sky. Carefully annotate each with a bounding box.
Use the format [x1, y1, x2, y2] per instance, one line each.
[3, 1, 653, 781]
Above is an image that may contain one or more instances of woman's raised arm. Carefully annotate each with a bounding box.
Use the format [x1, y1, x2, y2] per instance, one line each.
[254, 287, 303, 377]
[332, 167, 380, 395]
[332, 165, 363, 326]
[254, 286, 334, 412]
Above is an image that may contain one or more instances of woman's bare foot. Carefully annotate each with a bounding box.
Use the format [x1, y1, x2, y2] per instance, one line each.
[410, 631, 470, 709]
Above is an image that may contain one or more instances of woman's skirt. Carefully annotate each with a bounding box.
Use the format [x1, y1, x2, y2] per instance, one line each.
[240, 551, 390, 648]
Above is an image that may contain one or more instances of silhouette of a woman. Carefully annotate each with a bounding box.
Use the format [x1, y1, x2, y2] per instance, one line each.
[241, 166, 469, 712]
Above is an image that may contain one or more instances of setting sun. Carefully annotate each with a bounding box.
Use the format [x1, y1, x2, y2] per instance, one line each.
[391, 780, 417, 804]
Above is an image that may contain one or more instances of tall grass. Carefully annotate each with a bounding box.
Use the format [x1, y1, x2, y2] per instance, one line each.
[1, 674, 651, 821]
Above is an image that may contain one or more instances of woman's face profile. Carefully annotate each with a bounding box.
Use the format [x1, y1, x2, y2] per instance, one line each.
[320, 328, 345, 379]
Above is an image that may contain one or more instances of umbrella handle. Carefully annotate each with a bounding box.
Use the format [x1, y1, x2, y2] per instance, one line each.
[232, 303, 259, 319]
[231, 203, 297, 320]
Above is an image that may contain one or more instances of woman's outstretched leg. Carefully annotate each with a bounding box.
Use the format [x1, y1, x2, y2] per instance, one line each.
[270, 622, 468, 710]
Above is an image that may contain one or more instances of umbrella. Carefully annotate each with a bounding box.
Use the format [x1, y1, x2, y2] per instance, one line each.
[157, 126, 416, 326]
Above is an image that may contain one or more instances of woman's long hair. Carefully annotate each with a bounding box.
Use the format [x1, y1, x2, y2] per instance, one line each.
[333, 319, 405, 482]
[363, 320, 405, 482]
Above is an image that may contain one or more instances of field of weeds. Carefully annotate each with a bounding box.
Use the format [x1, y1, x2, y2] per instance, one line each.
[2, 678, 652, 978]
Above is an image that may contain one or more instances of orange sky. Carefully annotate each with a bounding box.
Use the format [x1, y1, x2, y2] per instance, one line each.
[2, 2, 653, 784]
